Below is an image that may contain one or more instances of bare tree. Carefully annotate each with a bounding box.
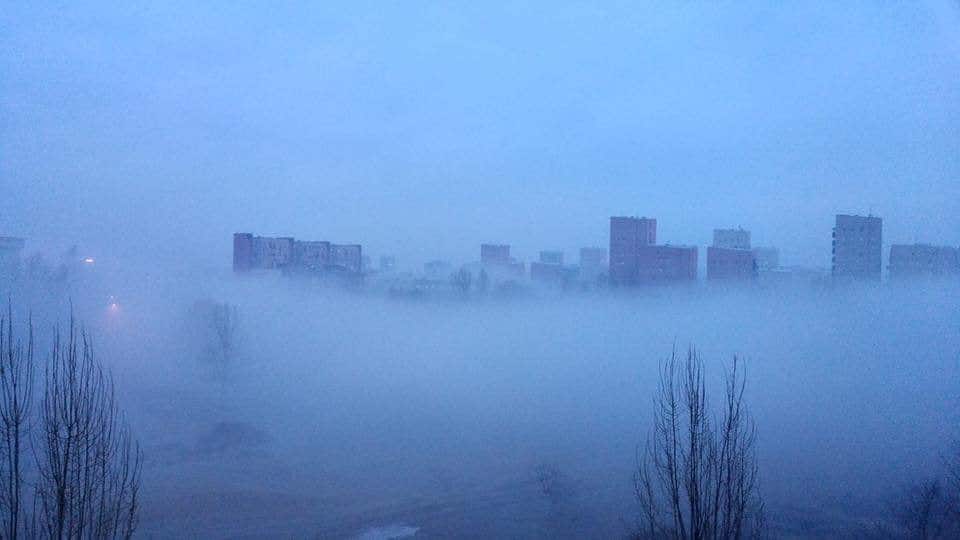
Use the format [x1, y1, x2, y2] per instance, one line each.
[634, 347, 765, 540]
[0, 305, 34, 540]
[892, 480, 952, 540]
[868, 452, 960, 540]
[34, 319, 141, 539]
[451, 267, 472, 297]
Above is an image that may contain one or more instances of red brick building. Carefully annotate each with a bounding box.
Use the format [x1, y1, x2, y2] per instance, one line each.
[707, 247, 757, 280]
[636, 245, 698, 283]
[609, 217, 657, 286]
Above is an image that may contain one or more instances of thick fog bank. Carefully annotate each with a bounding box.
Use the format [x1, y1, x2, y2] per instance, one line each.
[3, 272, 957, 537]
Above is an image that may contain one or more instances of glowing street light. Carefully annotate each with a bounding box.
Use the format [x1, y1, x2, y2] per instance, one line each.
[83, 257, 95, 265]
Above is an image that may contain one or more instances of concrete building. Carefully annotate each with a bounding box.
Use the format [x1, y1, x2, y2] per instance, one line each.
[707, 247, 757, 280]
[331, 244, 363, 273]
[707, 228, 755, 280]
[889, 244, 959, 278]
[579, 247, 608, 282]
[0, 237, 25, 278]
[539, 251, 564, 266]
[752, 247, 780, 271]
[255, 236, 295, 269]
[832, 215, 882, 280]
[713, 228, 751, 250]
[609, 217, 657, 285]
[234, 233, 361, 275]
[481, 244, 511, 266]
[530, 250, 573, 285]
[234, 233, 294, 271]
[293, 240, 331, 271]
[233, 233, 255, 271]
[480, 243, 524, 277]
[636, 245, 698, 283]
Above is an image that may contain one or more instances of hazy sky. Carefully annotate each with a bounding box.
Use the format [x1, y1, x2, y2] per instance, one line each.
[3, 2, 959, 269]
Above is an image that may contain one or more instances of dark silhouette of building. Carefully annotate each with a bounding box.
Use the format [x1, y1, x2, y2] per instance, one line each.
[832, 215, 882, 280]
[889, 244, 959, 278]
[752, 247, 780, 271]
[233, 233, 361, 275]
[609, 217, 657, 286]
[713, 228, 751, 250]
[530, 250, 573, 285]
[707, 247, 757, 280]
[233, 233, 294, 271]
[707, 228, 756, 280]
[481, 244, 511, 266]
[636, 245, 698, 283]
[293, 240, 331, 271]
[539, 251, 564, 266]
[480, 244, 524, 277]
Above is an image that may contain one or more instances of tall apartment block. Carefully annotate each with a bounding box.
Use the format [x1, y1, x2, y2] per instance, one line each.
[480, 244, 511, 266]
[831, 215, 882, 280]
[713, 228, 751, 250]
[480, 243, 524, 277]
[707, 228, 756, 280]
[609, 217, 657, 286]
[233, 233, 362, 274]
[636, 245, 698, 283]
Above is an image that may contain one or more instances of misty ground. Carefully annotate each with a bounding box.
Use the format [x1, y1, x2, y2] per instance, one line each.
[7, 272, 958, 538]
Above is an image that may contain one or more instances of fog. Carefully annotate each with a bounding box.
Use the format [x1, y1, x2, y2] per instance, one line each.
[1, 269, 956, 537]
[2, 2, 960, 539]
[3, 2, 960, 267]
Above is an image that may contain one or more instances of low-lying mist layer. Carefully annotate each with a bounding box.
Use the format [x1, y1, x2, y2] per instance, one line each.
[5, 272, 958, 537]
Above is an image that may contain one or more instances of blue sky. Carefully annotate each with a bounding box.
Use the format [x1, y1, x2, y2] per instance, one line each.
[2, 1, 959, 269]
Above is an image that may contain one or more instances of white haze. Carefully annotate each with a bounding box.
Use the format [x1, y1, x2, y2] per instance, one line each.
[6, 270, 956, 537]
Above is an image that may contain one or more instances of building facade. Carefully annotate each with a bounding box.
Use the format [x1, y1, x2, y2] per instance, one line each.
[539, 251, 564, 266]
[832, 215, 882, 280]
[707, 228, 755, 281]
[713, 228, 751, 250]
[330, 244, 363, 273]
[707, 247, 757, 280]
[889, 244, 959, 278]
[609, 217, 657, 285]
[293, 240, 331, 271]
[752, 247, 780, 271]
[480, 244, 511, 266]
[636, 245, 698, 283]
[234, 233, 361, 275]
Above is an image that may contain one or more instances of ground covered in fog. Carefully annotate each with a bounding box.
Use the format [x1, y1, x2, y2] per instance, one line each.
[10, 273, 959, 538]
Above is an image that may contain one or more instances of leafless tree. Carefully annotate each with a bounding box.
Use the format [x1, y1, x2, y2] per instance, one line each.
[892, 480, 952, 539]
[451, 267, 472, 297]
[0, 305, 34, 540]
[633, 347, 765, 540]
[868, 449, 960, 540]
[33, 319, 141, 539]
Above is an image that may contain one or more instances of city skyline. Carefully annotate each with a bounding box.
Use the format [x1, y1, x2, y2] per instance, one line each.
[2, 2, 958, 269]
